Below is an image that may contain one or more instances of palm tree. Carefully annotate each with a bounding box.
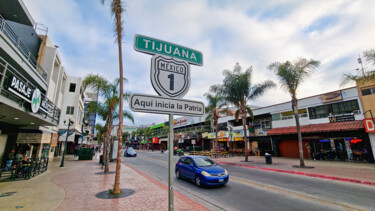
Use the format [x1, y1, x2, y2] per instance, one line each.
[212, 63, 276, 162]
[82, 74, 133, 174]
[268, 58, 320, 167]
[101, 0, 126, 195]
[341, 49, 375, 86]
[204, 92, 226, 157]
[95, 123, 105, 143]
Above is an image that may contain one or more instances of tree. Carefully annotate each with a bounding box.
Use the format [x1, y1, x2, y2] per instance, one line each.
[101, 0, 126, 195]
[341, 49, 375, 86]
[122, 131, 130, 145]
[212, 63, 276, 162]
[95, 123, 105, 143]
[204, 92, 226, 157]
[82, 74, 133, 174]
[268, 58, 320, 167]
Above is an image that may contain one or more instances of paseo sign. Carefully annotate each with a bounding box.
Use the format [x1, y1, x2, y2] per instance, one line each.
[7, 75, 51, 114]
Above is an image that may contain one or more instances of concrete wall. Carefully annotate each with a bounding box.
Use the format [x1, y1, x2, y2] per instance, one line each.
[6, 20, 40, 58]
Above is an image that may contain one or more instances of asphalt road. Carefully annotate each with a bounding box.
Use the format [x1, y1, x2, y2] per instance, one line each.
[123, 150, 375, 211]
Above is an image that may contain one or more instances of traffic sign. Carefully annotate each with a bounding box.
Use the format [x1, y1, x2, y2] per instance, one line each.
[129, 94, 204, 116]
[151, 55, 190, 98]
[134, 34, 203, 66]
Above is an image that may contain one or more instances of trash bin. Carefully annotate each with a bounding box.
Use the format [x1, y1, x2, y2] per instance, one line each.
[99, 155, 103, 165]
[265, 153, 272, 164]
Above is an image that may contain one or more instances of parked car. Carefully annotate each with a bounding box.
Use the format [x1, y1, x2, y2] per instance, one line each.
[175, 156, 229, 187]
[124, 147, 137, 157]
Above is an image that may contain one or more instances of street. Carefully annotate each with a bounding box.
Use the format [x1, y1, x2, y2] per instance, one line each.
[123, 150, 375, 211]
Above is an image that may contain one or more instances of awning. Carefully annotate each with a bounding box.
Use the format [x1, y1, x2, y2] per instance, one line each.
[267, 121, 364, 136]
[160, 138, 168, 142]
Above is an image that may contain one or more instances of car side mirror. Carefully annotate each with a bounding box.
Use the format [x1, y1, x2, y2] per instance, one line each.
[189, 164, 194, 168]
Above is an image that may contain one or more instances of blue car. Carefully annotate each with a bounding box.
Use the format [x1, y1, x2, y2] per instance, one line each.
[124, 147, 137, 157]
[175, 156, 229, 187]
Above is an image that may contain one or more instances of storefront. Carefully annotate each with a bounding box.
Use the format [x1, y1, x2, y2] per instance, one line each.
[268, 121, 374, 162]
[16, 132, 52, 160]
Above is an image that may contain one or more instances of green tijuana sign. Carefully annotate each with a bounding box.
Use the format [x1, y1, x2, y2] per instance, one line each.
[134, 34, 203, 66]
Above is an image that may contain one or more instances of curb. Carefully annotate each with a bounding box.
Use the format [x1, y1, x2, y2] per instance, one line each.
[216, 161, 375, 187]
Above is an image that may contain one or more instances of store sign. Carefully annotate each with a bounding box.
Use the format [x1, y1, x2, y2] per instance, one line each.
[152, 137, 159, 144]
[364, 118, 375, 133]
[31, 88, 41, 113]
[8, 76, 33, 102]
[17, 133, 42, 143]
[7, 75, 51, 114]
[208, 133, 215, 139]
[321, 91, 342, 103]
[151, 55, 190, 98]
[231, 130, 244, 138]
[51, 133, 58, 147]
[174, 117, 188, 127]
[329, 114, 355, 123]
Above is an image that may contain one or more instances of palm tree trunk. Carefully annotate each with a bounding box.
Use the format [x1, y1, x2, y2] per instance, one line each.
[292, 96, 305, 167]
[215, 124, 218, 158]
[242, 117, 248, 162]
[113, 2, 123, 194]
[103, 110, 114, 173]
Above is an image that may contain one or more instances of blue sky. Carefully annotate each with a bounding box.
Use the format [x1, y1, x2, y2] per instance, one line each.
[24, 0, 375, 126]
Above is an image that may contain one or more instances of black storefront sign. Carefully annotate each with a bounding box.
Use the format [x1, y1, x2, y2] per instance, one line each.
[6, 75, 51, 113]
[329, 114, 355, 123]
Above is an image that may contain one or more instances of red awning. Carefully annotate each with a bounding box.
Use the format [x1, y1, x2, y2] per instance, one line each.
[267, 121, 365, 135]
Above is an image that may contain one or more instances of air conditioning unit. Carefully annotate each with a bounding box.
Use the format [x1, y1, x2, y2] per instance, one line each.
[352, 110, 361, 115]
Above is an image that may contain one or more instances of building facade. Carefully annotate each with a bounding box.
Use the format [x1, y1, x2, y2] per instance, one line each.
[0, 0, 61, 165]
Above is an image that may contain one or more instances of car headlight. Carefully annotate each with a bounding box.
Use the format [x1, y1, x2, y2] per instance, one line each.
[201, 171, 212, 176]
[224, 169, 228, 175]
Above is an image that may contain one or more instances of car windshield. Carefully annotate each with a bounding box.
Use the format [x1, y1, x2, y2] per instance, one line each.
[193, 157, 216, 167]
[127, 148, 135, 153]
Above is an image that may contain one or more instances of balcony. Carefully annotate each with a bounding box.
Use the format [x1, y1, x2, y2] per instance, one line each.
[0, 57, 60, 125]
[0, 15, 47, 81]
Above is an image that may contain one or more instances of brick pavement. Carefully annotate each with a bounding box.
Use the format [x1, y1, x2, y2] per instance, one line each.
[52, 158, 208, 211]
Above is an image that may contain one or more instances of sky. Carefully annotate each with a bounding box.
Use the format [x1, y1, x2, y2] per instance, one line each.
[23, 0, 375, 126]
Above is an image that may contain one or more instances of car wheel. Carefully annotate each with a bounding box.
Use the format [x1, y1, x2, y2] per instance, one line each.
[195, 175, 201, 187]
[176, 170, 180, 179]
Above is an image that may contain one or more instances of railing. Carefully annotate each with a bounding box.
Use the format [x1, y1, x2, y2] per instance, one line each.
[0, 15, 47, 81]
[0, 57, 60, 124]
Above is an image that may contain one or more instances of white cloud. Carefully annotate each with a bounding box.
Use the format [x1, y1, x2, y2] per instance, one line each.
[24, 0, 375, 126]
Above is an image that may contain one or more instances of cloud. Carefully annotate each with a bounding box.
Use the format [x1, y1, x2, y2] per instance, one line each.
[24, 0, 375, 126]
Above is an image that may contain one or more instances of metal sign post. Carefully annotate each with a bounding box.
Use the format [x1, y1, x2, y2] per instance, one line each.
[133, 34, 204, 211]
[168, 114, 174, 210]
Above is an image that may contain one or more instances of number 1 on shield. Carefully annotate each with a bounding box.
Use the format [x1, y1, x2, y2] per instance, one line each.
[168, 74, 174, 91]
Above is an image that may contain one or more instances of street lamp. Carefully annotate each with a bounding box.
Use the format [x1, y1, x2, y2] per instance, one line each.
[229, 126, 234, 157]
[60, 119, 74, 167]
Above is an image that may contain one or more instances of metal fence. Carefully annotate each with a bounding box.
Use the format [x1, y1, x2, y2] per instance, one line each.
[0, 15, 47, 81]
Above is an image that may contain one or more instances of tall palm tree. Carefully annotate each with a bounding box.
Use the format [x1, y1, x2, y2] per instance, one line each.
[212, 63, 276, 162]
[204, 92, 226, 157]
[82, 74, 133, 174]
[101, 0, 126, 195]
[268, 58, 320, 167]
[95, 123, 105, 143]
[341, 49, 375, 86]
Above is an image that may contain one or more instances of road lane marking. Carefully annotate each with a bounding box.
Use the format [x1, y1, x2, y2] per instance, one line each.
[230, 176, 367, 211]
[135, 153, 367, 211]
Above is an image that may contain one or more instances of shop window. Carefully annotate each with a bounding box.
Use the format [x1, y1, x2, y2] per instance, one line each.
[308, 100, 359, 119]
[69, 83, 76, 92]
[272, 113, 281, 121]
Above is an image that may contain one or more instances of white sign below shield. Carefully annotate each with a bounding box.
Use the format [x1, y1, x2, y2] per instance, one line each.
[151, 55, 190, 98]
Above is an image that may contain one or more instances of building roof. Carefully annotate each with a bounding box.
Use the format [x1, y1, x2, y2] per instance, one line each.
[267, 121, 364, 135]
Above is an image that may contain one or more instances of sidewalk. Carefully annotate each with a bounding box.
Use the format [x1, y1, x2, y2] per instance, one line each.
[0, 155, 208, 211]
[212, 155, 375, 185]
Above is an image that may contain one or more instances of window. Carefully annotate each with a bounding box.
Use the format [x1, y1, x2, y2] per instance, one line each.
[77, 109, 83, 124]
[361, 87, 375, 96]
[308, 100, 359, 119]
[69, 83, 76, 92]
[66, 106, 74, 115]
